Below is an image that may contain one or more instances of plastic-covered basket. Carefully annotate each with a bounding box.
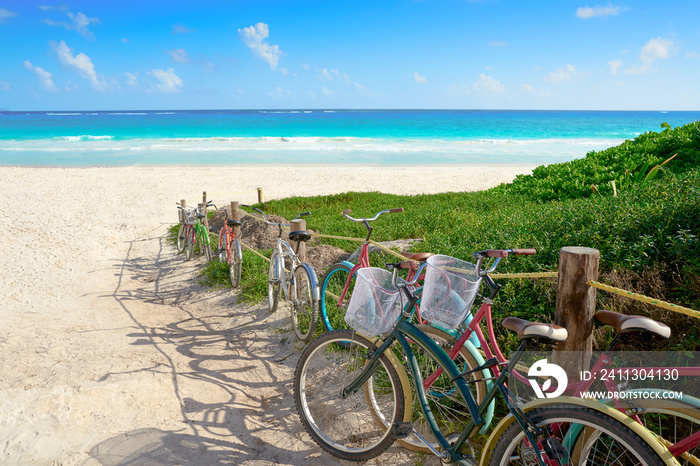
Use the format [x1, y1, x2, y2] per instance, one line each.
[345, 267, 405, 337]
[420, 255, 482, 330]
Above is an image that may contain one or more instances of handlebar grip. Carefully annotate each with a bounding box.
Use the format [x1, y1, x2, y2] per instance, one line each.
[513, 248, 536, 256]
[300, 212, 311, 217]
[389, 208, 404, 213]
[486, 250, 509, 258]
[341, 209, 351, 216]
[254, 207, 264, 214]
[240, 204, 249, 208]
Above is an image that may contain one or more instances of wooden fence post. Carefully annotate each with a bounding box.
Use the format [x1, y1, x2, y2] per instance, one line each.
[290, 218, 306, 262]
[231, 201, 242, 238]
[553, 246, 600, 381]
[179, 198, 186, 222]
[257, 187, 263, 205]
[202, 191, 210, 230]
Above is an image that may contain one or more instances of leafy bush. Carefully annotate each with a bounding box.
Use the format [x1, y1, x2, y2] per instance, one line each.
[495, 121, 700, 201]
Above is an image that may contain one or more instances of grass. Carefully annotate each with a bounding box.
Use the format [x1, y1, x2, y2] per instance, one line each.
[173, 121, 700, 354]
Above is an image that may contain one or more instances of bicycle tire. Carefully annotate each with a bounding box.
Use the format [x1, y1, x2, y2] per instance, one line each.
[268, 250, 281, 312]
[489, 403, 669, 466]
[292, 265, 318, 341]
[185, 225, 195, 260]
[203, 232, 213, 263]
[293, 329, 405, 461]
[319, 263, 355, 332]
[394, 325, 489, 453]
[229, 238, 242, 288]
[176, 223, 186, 253]
[218, 230, 229, 263]
[615, 395, 700, 466]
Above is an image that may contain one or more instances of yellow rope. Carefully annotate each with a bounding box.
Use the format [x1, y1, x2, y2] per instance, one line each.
[239, 241, 271, 262]
[491, 272, 558, 279]
[588, 280, 700, 320]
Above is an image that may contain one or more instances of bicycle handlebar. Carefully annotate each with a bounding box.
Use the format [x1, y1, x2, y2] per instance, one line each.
[341, 207, 404, 223]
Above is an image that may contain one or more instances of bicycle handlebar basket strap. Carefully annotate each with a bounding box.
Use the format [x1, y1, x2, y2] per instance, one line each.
[345, 268, 406, 337]
[420, 255, 482, 330]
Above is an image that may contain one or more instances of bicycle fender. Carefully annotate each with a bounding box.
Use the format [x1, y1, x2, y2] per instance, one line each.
[341, 260, 355, 269]
[478, 396, 679, 466]
[458, 338, 495, 435]
[296, 263, 321, 301]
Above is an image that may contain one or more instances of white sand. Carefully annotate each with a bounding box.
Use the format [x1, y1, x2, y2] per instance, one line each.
[0, 164, 535, 465]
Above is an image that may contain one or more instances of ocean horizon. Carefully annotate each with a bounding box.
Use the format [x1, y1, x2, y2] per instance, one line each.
[1, 109, 699, 167]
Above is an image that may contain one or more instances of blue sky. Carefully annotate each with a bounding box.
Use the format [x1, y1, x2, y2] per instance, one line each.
[1, 0, 699, 111]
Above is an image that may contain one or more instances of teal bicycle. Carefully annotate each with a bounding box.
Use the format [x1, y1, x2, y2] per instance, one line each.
[293, 259, 676, 465]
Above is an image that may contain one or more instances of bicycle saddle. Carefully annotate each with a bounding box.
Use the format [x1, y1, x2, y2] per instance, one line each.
[595, 310, 670, 339]
[289, 230, 312, 242]
[226, 219, 242, 227]
[502, 317, 568, 342]
[401, 252, 434, 262]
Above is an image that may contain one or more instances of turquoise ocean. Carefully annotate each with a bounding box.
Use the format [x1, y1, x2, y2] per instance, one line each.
[1, 109, 699, 167]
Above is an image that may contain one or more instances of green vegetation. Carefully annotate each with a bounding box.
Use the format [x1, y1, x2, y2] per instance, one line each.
[186, 121, 700, 352]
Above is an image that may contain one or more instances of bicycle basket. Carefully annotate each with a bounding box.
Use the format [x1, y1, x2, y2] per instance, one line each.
[345, 268, 406, 337]
[420, 255, 482, 330]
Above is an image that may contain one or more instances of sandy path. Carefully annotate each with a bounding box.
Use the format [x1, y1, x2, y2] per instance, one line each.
[0, 165, 534, 465]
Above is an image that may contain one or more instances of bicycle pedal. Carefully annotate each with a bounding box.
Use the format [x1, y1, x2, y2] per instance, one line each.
[391, 422, 413, 438]
[543, 437, 567, 460]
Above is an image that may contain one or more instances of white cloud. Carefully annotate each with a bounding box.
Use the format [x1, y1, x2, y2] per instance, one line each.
[51, 40, 107, 90]
[124, 72, 140, 88]
[686, 51, 700, 60]
[238, 22, 283, 71]
[23, 60, 57, 92]
[322, 87, 335, 96]
[317, 67, 350, 83]
[545, 64, 586, 83]
[576, 4, 621, 19]
[414, 72, 427, 84]
[640, 37, 674, 64]
[148, 68, 183, 93]
[0, 80, 10, 91]
[171, 24, 195, 34]
[473, 74, 505, 94]
[43, 11, 99, 40]
[0, 7, 17, 24]
[608, 58, 622, 75]
[168, 48, 189, 64]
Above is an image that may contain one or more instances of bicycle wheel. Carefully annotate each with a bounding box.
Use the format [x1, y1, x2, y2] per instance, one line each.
[218, 230, 229, 263]
[618, 396, 700, 466]
[268, 250, 281, 312]
[185, 225, 195, 260]
[229, 238, 242, 288]
[203, 232, 213, 263]
[292, 265, 318, 341]
[396, 325, 489, 453]
[294, 329, 405, 461]
[319, 263, 355, 332]
[176, 223, 186, 253]
[489, 403, 668, 466]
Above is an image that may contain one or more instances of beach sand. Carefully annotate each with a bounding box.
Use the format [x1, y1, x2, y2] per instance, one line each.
[0, 164, 535, 465]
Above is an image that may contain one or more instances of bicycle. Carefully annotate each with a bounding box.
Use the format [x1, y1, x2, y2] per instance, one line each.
[293, 261, 676, 465]
[215, 208, 243, 287]
[176, 203, 195, 259]
[319, 207, 431, 334]
[249, 207, 321, 341]
[399, 250, 700, 462]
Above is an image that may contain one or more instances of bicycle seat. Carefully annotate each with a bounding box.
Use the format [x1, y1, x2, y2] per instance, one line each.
[226, 219, 242, 227]
[401, 252, 434, 262]
[595, 310, 670, 339]
[502, 317, 568, 342]
[289, 230, 312, 242]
